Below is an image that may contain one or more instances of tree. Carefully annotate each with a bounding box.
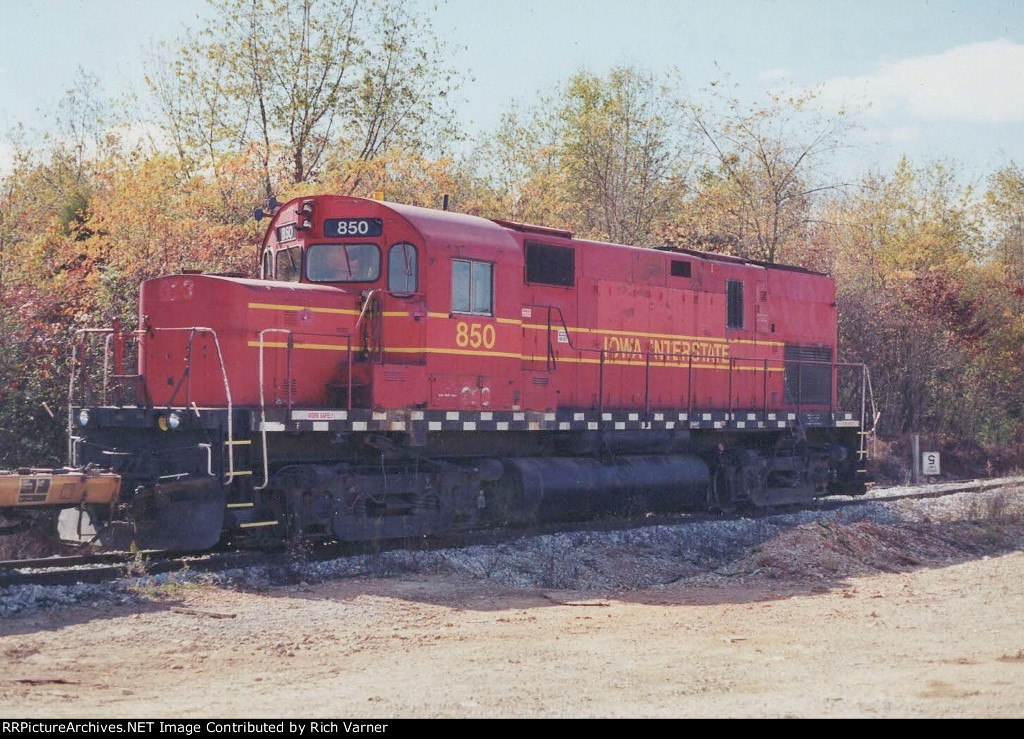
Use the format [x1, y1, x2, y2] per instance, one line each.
[827, 158, 982, 292]
[458, 106, 569, 226]
[462, 66, 693, 245]
[824, 160, 990, 439]
[683, 83, 852, 263]
[0, 138, 93, 467]
[556, 68, 692, 244]
[985, 162, 1024, 283]
[147, 0, 460, 198]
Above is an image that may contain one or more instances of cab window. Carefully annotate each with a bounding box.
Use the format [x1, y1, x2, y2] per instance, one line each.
[306, 243, 381, 283]
[388, 242, 418, 293]
[452, 259, 493, 315]
[275, 246, 302, 282]
[262, 250, 273, 279]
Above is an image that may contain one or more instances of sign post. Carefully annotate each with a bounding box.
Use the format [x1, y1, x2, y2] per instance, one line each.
[912, 434, 920, 484]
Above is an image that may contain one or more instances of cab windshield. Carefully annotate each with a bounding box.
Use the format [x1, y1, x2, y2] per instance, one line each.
[306, 243, 380, 283]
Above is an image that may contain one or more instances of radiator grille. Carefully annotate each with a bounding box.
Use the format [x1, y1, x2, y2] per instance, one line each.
[783, 344, 832, 405]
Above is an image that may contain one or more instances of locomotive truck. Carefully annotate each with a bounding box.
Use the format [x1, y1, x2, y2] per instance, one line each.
[0, 194, 871, 551]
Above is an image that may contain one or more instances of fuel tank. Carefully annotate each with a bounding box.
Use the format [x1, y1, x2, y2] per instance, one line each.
[484, 454, 710, 525]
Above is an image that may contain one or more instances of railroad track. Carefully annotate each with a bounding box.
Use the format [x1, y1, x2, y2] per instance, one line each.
[2, 476, 1021, 590]
[821, 475, 1024, 509]
[0, 550, 279, 589]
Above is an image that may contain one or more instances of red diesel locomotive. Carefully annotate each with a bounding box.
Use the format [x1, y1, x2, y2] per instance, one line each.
[32, 194, 869, 551]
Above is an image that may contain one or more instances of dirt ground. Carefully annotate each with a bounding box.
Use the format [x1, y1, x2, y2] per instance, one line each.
[1, 538, 1023, 718]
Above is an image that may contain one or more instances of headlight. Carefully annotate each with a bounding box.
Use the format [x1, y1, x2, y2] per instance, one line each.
[77, 409, 90, 427]
[157, 411, 183, 431]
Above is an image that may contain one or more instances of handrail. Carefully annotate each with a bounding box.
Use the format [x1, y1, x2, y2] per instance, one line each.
[355, 288, 382, 331]
[70, 326, 238, 482]
[70, 311, 873, 487]
[133, 326, 235, 482]
[68, 328, 121, 463]
[355, 288, 383, 362]
[257, 328, 289, 492]
[255, 327, 355, 491]
[517, 314, 868, 422]
[170, 327, 235, 484]
[68, 327, 145, 407]
[520, 303, 865, 424]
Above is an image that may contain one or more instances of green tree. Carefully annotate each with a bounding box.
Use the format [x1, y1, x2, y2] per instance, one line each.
[459, 106, 568, 226]
[462, 66, 692, 245]
[825, 161, 989, 439]
[972, 163, 1024, 444]
[985, 162, 1024, 283]
[556, 68, 691, 244]
[147, 0, 460, 198]
[0, 139, 93, 467]
[829, 159, 982, 292]
[683, 83, 852, 263]
[0, 70, 270, 466]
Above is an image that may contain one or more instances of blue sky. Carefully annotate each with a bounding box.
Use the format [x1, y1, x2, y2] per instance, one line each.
[1, 0, 1023, 184]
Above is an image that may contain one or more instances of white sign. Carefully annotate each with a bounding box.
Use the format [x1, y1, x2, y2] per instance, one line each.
[922, 452, 941, 476]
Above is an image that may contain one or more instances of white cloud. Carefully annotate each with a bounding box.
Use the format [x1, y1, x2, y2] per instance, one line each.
[818, 39, 1024, 123]
[758, 68, 790, 84]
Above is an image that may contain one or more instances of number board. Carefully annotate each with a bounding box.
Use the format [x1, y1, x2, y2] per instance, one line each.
[276, 223, 298, 242]
[324, 218, 383, 238]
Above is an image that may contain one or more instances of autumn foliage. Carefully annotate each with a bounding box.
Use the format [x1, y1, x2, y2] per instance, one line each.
[2, 2, 1024, 475]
